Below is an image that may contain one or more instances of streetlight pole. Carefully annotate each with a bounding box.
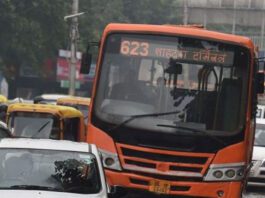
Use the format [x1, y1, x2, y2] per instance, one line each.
[69, 0, 79, 95]
[183, 0, 188, 25]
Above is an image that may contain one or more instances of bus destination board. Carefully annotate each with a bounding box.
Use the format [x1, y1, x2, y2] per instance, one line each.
[120, 38, 234, 66]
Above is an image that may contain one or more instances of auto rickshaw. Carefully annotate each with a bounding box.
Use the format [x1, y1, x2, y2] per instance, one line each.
[56, 96, 90, 125]
[6, 103, 86, 142]
[0, 95, 7, 103]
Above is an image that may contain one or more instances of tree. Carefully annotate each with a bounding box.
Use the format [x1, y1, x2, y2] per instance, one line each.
[122, 0, 181, 25]
[0, 0, 183, 88]
[78, 0, 182, 50]
[0, 0, 71, 80]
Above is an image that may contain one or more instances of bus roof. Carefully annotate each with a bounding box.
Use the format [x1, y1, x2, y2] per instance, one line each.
[103, 23, 254, 50]
[57, 96, 91, 106]
[7, 103, 83, 118]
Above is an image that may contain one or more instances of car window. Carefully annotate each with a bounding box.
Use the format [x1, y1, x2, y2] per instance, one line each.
[0, 149, 101, 194]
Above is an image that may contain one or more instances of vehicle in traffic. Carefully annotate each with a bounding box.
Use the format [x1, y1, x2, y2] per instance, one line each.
[57, 96, 91, 125]
[0, 121, 12, 138]
[0, 138, 108, 198]
[81, 23, 263, 197]
[248, 105, 265, 187]
[33, 94, 69, 105]
[256, 104, 265, 122]
[6, 103, 86, 142]
[0, 95, 7, 103]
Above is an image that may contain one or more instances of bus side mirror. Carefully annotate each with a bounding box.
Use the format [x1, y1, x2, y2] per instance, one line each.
[80, 53, 92, 74]
[256, 72, 264, 94]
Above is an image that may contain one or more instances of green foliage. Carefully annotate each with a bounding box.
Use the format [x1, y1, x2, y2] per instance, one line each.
[0, 0, 182, 77]
[0, 0, 70, 76]
[78, 0, 182, 50]
[122, 0, 181, 24]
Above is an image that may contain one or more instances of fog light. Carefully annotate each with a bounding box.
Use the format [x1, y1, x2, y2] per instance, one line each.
[105, 157, 115, 166]
[213, 170, 223, 179]
[217, 190, 224, 197]
[225, 169, 236, 178]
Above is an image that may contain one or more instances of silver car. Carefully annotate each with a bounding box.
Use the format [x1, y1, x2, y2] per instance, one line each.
[248, 112, 265, 187]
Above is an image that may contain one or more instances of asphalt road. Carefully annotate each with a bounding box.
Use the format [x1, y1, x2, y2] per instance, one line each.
[118, 186, 265, 197]
[243, 192, 265, 198]
[120, 191, 265, 198]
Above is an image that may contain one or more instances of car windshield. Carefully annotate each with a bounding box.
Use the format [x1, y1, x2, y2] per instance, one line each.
[8, 112, 59, 139]
[93, 33, 249, 136]
[255, 123, 265, 147]
[0, 148, 101, 194]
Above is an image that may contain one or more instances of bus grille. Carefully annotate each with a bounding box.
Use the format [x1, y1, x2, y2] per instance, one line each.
[116, 143, 214, 177]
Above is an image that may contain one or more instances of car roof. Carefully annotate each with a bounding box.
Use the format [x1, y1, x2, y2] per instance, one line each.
[57, 96, 91, 106]
[256, 118, 265, 124]
[7, 103, 84, 118]
[104, 23, 254, 50]
[0, 138, 92, 152]
[33, 94, 69, 104]
[36, 94, 69, 100]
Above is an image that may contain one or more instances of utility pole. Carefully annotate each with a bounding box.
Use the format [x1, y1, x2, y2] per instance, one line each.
[183, 0, 189, 89]
[183, 0, 188, 25]
[232, 0, 236, 34]
[69, 0, 79, 95]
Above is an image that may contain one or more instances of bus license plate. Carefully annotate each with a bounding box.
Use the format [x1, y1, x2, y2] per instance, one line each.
[149, 180, 170, 194]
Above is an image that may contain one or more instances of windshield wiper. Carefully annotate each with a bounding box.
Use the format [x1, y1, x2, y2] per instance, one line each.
[32, 121, 51, 138]
[157, 124, 227, 146]
[108, 110, 182, 133]
[8, 185, 63, 191]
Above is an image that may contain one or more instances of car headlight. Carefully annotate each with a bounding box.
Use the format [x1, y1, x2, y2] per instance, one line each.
[98, 148, 122, 171]
[204, 162, 245, 181]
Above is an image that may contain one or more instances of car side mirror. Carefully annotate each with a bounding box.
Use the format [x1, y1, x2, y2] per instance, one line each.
[256, 72, 264, 94]
[80, 53, 92, 74]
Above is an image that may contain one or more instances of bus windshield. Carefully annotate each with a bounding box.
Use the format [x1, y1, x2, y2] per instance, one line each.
[93, 33, 249, 137]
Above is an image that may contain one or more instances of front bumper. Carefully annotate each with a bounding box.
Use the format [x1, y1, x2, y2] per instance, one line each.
[106, 169, 243, 198]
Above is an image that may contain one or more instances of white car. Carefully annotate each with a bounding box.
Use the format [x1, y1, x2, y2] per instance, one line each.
[33, 94, 69, 105]
[0, 138, 108, 198]
[248, 105, 265, 187]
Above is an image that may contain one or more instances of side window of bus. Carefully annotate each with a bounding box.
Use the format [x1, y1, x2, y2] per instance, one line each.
[63, 118, 79, 141]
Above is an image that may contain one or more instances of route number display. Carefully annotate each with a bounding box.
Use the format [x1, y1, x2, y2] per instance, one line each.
[120, 38, 234, 66]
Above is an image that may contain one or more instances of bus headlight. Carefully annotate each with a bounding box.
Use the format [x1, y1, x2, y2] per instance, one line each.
[98, 148, 122, 171]
[204, 162, 245, 181]
[213, 170, 223, 179]
[225, 169, 236, 178]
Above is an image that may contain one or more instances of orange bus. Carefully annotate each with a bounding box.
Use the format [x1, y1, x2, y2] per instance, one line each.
[82, 23, 264, 197]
